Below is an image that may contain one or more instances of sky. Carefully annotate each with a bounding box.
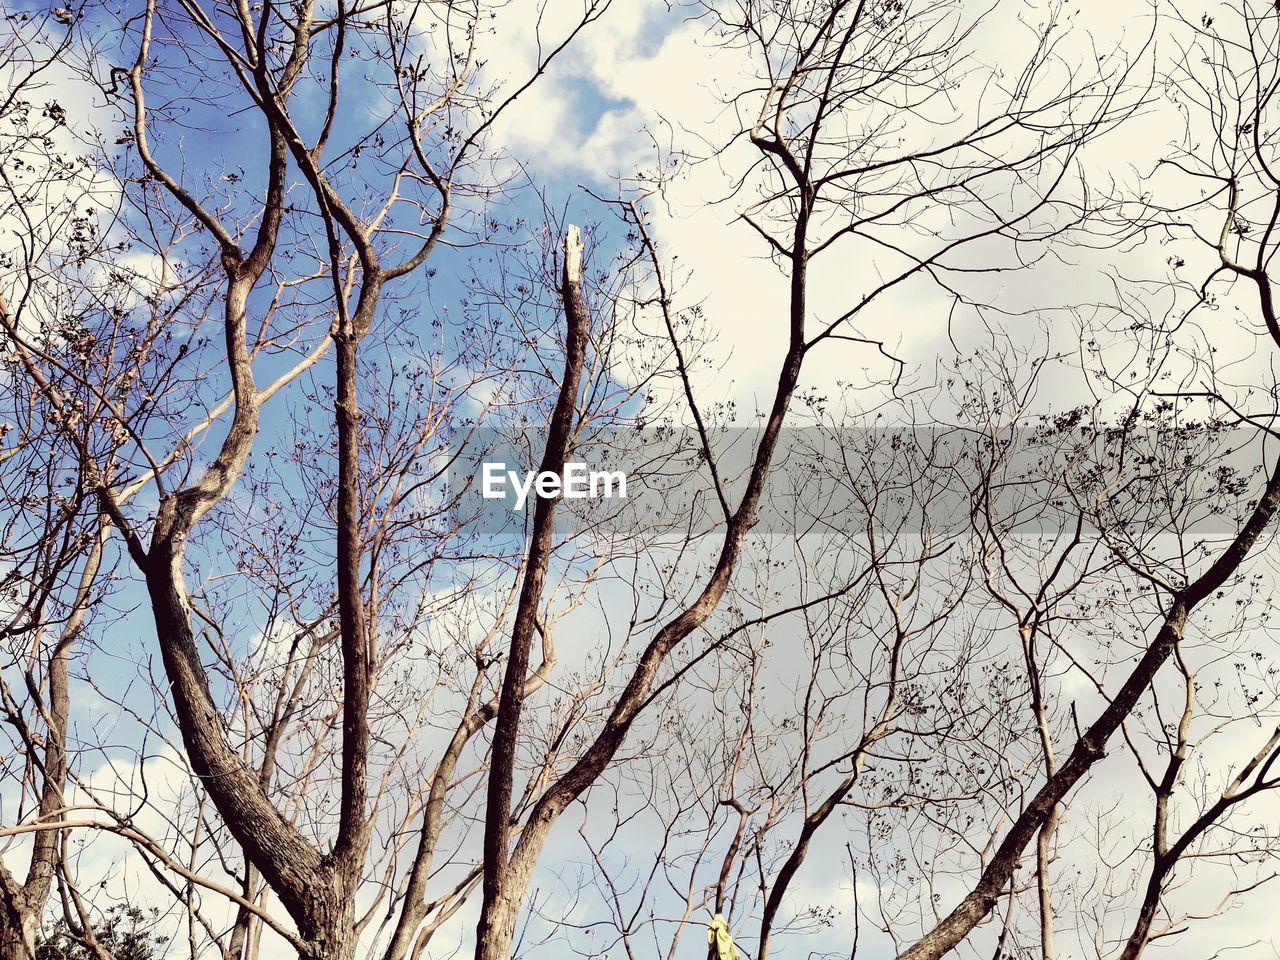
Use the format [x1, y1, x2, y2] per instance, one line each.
[6, 0, 1280, 959]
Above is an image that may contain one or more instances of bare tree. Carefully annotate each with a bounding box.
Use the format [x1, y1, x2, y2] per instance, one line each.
[470, 0, 1150, 957]
[16, 2, 1280, 960]
[1, 14, 130, 956]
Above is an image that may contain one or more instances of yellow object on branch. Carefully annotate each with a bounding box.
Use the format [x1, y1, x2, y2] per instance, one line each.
[707, 914, 740, 960]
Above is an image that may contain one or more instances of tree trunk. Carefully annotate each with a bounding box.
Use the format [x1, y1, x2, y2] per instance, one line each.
[0, 890, 36, 960]
[475, 894, 522, 960]
[290, 880, 359, 960]
[476, 227, 590, 960]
